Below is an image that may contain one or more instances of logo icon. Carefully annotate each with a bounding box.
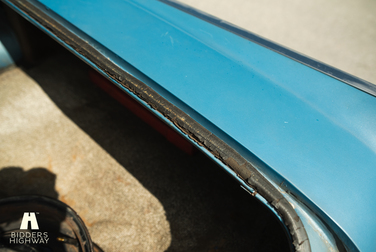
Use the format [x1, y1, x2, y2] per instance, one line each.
[20, 212, 39, 230]
[9, 212, 48, 244]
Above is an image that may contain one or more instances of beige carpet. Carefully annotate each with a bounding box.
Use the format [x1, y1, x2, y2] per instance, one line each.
[0, 67, 171, 251]
[3, 1, 373, 251]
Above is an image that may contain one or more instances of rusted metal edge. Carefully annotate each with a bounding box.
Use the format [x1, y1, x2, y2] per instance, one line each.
[5, 0, 311, 251]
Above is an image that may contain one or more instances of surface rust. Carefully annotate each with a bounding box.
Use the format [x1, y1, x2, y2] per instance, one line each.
[6, 1, 312, 251]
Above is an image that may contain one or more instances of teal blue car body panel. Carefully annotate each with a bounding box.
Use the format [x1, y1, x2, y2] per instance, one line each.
[0, 14, 21, 70]
[3, 0, 376, 251]
[0, 40, 13, 69]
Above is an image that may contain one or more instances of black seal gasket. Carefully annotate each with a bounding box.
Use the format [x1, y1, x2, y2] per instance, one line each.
[2, 0, 311, 251]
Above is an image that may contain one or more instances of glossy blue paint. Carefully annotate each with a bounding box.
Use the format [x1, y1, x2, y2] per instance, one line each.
[14, 0, 376, 250]
[0, 17, 21, 69]
[0, 40, 13, 69]
[281, 188, 338, 252]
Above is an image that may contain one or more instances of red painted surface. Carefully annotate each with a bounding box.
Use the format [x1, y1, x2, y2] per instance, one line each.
[89, 70, 197, 155]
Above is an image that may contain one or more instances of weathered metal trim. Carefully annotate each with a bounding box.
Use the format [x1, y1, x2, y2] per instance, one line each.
[159, 0, 376, 98]
[3, 0, 311, 251]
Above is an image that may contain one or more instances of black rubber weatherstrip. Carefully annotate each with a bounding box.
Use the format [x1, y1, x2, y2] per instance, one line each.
[159, 0, 376, 98]
[3, 0, 311, 251]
